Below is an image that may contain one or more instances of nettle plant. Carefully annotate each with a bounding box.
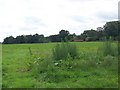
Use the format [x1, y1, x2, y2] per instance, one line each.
[52, 42, 78, 60]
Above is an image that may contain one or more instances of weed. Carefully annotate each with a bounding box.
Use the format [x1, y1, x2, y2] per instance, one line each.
[2, 42, 118, 88]
[28, 47, 33, 56]
[97, 40, 118, 57]
[100, 55, 117, 68]
[52, 42, 78, 60]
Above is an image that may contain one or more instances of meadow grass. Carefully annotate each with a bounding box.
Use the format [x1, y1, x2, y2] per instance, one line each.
[0, 44, 2, 89]
[52, 42, 78, 60]
[2, 42, 118, 88]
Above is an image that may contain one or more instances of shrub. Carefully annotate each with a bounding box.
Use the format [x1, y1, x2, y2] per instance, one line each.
[52, 42, 78, 60]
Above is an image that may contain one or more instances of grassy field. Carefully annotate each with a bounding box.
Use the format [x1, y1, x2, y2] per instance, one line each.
[2, 42, 118, 88]
[0, 44, 2, 89]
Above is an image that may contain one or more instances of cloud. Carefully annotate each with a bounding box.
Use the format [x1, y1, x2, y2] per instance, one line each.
[96, 12, 118, 22]
[70, 15, 88, 23]
[0, 0, 119, 42]
[118, 2, 120, 19]
[19, 16, 48, 31]
[67, 0, 95, 2]
[19, 27, 38, 31]
[24, 16, 47, 27]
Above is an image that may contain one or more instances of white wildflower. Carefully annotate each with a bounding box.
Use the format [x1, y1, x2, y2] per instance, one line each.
[54, 63, 59, 66]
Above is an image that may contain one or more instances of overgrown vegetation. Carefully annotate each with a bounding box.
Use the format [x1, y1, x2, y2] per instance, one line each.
[52, 42, 78, 60]
[2, 42, 118, 88]
[97, 39, 118, 57]
[28, 41, 118, 88]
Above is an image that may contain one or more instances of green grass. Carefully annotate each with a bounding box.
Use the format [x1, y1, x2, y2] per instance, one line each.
[52, 42, 78, 60]
[2, 42, 118, 88]
[0, 44, 2, 89]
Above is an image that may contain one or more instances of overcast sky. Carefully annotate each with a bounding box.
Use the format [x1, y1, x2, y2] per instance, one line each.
[0, 0, 119, 42]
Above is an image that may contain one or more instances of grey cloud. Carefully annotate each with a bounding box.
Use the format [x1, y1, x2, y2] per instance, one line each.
[19, 16, 48, 31]
[0, 25, 12, 29]
[96, 11, 118, 22]
[19, 27, 38, 31]
[24, 16, 47, 27]
[118, 2, 120, 19]
[70, 15, 88, 23]
[67, 0, 95, 2]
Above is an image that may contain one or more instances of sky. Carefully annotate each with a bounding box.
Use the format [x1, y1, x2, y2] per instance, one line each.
[0, 0, 119, 42]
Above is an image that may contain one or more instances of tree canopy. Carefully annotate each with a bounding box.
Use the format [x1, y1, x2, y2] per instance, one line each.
[3, 21, 119, 44]
[103, 21, 120, 40]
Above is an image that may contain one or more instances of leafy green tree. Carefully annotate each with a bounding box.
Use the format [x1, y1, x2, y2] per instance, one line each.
[80, 29, 99, 41]
[32, 34, 40, 43]
[67, 34, 76, 41]
[103, 21, 119, 40]
[59, 30, 69, 42]
[3, 36, 15, 44]
[38, 34, 45, 43]
[49, 35, 61, 42]
[25, 35, 33, 43]
[16, 35, 26, 43]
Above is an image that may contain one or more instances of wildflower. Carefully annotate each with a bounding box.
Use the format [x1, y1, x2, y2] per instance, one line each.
[54, 63, 59, 66]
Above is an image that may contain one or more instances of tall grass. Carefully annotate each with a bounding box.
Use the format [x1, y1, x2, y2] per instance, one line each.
[52, 42, 78, 60]
[97, 40, 118, 57]
[97, 40, 118, 70]
[3, 43, 118, 88]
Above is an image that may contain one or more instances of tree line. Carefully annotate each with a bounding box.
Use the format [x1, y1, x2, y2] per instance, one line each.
[3, 21, 120, 44]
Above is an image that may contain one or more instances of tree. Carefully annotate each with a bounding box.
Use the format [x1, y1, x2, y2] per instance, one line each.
[103, 21, 119, 40]
[38, 34, 45, 43]
[67, 34, 76, 41]
[32, 34, 40, 43]
[59, 30, 69, 42]
[80, 29, 99, 41]
[3, 36, 15, 44]
[49, 35, 61, 42]
[25, 35, 33, 43]
[16, 35, 26, 43]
